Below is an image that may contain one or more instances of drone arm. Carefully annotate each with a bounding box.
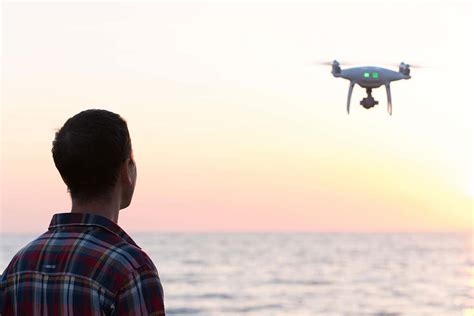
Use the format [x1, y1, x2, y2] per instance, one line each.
[385, 83, 392, 115]
[347, 81, 355, 114]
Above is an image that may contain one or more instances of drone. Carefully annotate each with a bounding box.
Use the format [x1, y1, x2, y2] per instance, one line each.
[327, 60, 412, 115]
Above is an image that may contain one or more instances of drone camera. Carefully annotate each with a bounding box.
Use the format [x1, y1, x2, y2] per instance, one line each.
[360, 88, 378, 109]
[360, 97, 378, 109]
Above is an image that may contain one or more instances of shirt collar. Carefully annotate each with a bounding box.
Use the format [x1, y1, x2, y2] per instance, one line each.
[48, 212, 140, 248]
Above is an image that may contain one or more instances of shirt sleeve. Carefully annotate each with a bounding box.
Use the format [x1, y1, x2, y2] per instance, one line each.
[0, 271, 5, 315]
[0, 261, 13, 315]
[113, 265, 165, 316]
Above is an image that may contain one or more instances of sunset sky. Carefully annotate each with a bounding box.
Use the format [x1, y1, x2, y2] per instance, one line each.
[1, 1, 472, 233]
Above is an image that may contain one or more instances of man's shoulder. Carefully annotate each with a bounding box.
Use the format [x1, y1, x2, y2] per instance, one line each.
[84, 227, 160, 282]
[93, 234, 160, 293]
[113, 239, 158, 272]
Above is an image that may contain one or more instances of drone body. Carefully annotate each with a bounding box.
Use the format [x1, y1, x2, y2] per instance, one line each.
[330, 60, 411, 115]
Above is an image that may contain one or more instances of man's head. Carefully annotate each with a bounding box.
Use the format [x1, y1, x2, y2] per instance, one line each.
[52, 109, 136, 209]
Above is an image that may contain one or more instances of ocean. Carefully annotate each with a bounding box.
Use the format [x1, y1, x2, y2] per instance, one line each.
[1, 232, 472, 316]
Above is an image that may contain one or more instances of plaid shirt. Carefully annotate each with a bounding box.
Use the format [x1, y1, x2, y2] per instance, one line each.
[0, 213, 165, 315]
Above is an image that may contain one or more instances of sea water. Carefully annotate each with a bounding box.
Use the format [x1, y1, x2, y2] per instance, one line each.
[1, 232, 472, 316]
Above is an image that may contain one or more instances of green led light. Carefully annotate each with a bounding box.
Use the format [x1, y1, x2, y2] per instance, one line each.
[372, 72, 379, 78]
[363, 72, 370, 78]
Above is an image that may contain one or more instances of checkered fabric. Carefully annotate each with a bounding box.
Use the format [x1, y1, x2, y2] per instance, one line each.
[0, 213, 165, 315]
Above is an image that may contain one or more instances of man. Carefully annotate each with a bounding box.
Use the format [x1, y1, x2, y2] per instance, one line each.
[0, 109, 165, 315]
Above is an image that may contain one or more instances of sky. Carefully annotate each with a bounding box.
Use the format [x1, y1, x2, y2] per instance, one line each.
[1, 1, 473, 233]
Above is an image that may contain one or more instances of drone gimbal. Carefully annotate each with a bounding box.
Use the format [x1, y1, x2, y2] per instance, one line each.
[360, 88, 378, 109]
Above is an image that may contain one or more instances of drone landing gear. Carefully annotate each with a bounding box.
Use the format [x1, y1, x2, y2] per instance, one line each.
[360, 88, 379, 109]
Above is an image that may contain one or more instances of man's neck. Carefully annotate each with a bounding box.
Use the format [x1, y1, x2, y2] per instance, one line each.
[71, 197, 120, 223]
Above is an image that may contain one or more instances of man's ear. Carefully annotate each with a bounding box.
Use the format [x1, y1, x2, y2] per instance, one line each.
[128, 158, 136, 183]
[121, 158, 135, 185]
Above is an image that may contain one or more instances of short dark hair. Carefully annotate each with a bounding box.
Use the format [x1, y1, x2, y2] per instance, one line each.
[52, 109, 132, 201]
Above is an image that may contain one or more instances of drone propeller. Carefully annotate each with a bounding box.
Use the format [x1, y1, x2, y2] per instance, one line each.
[316, 61, 336, 66]
[313, 60, 355, 66]
[390, 62, 426, 69]
[407, 64, 425, 69]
